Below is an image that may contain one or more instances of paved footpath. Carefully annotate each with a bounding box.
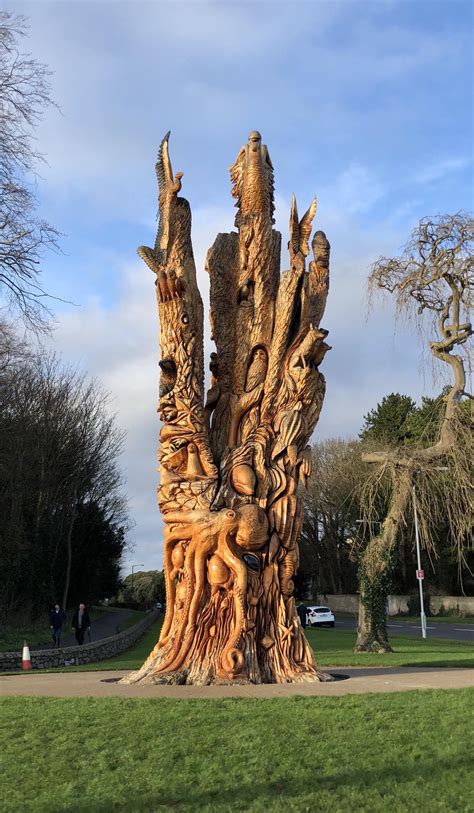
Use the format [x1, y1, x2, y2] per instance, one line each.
[1, 667, 472, 698]
[31, 610, 134, 650]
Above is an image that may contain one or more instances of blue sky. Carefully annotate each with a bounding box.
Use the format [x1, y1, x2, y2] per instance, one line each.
[10, 0, 473, 572]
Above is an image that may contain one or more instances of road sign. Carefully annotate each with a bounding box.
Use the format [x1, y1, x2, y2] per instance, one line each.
[416, 569, 424, 580]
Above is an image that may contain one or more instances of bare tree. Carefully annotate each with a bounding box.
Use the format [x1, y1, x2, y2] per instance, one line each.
[299, 439, 363, 596]
[355, 213, 473, 652]
[0, 12, 59, 331]
[0, 345, 129, 619]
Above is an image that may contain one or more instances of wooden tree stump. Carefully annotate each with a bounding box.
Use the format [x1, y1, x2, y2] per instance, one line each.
[122, 131, 331, 685]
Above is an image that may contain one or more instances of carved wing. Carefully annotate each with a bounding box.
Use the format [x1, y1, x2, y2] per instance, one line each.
[155, 131, 173, 199]
[298, 198, 317, 257]
[289, 194, 300, 258]
[229, 146, 247, 202]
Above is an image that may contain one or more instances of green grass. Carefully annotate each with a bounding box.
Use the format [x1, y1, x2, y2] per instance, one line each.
[72, 622, 472, 672]
[116, 609, 146, 632]
[392, 615, 474, 624]
[1, 690, 473, 812]
[2, 618, 472, 676]
[307, 627, 474, 668]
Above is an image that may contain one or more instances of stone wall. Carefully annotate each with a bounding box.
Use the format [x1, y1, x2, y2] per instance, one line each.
[0, 609, 160, 672]
[316, 594, 474, 616]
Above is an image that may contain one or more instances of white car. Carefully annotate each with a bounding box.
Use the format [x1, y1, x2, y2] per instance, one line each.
[306, 606, 335, 627]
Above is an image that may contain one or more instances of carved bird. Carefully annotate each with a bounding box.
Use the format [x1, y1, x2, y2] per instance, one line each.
[229, 131, 275, 225]
[289, 195, 318, 260]
[154, 131, 184, 264]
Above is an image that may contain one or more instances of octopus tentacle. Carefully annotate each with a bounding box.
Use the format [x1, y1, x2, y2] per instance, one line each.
[153, 543, 197, 673]
[218, 536, 248, 677]
[160, 536, 217, 673]
[160, 525, 193, 642]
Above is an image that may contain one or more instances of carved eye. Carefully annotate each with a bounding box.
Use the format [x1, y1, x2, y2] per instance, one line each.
[243, 553, 260, 572]
[181, 314, 189, 324]
[226, 510, 236, 519]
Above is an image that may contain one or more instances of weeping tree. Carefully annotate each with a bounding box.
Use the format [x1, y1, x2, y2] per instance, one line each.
[124, 131, 331, 685]
[356, 213, 473, 652]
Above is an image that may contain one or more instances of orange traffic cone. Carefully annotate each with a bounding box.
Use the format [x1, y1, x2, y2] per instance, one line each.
[22, 640, 32, 670]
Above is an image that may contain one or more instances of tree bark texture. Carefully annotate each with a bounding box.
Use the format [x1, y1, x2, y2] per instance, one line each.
[355, 469, 412, 652]
[123, 132, 331, 685]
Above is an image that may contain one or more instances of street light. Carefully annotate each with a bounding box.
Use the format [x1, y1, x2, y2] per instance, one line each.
[411, 483, 427, 639]
[131, 563, 144, 594]
[412, 467, 448, 640]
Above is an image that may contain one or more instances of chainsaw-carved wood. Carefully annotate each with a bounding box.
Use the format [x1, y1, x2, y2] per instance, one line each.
[123, 131, 331, 685]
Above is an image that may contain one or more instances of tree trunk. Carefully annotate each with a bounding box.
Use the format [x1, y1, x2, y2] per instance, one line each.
[355, 470, 412, 652]
[122, 132, 331, 685]
[62, 492, 77, 610]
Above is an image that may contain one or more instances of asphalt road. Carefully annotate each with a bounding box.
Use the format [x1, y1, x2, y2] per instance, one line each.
[315, 617, 474, 643]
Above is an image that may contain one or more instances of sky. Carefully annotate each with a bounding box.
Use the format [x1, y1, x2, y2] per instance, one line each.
[8, 0, 473, 573]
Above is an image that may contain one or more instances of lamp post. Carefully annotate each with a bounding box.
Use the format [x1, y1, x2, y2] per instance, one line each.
[411, 483, 427, 639]
[131, 564, 144, 596]
[412, 467, 448, 640]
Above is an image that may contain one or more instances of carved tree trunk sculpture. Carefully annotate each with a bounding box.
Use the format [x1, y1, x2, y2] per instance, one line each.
[124, 131, 331, 685]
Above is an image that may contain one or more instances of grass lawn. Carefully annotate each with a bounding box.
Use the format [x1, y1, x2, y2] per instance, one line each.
[116, 609, 146, 633]
[392, 615, 474, 624]
[65, 620, 473, 672]
[2, 618, 472, 675]
[307, 627, 474, 668]
[1, 690, 473, 812]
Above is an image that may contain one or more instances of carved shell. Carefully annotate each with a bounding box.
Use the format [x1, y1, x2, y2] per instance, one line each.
[171, 544, 185, 570]
[272, 410, 304, 461]
[207, 554, 230, 586]
[230, 463, 256, 496]
[268, 494, 303, 549]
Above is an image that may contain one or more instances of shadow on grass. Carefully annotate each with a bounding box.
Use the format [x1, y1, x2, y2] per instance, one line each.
[47, 753, 473, 813]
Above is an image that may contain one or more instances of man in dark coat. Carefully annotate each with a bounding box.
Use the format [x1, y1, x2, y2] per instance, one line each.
[50, 604, 66, 647]
[297, 603, 308, 629]
[71, 603, 91, 645]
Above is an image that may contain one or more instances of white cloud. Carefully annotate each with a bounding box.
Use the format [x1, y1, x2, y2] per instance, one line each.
[413, 157, 470, 185]
[11, 0, 470, 573]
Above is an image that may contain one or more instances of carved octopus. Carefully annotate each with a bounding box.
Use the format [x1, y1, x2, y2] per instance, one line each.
[155, 503, 269, 679]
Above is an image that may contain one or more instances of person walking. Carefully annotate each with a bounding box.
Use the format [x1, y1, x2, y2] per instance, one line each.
[71, 603, 91, 645]
[50, 604, 66, 647]
[297, 603, 308, 629]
